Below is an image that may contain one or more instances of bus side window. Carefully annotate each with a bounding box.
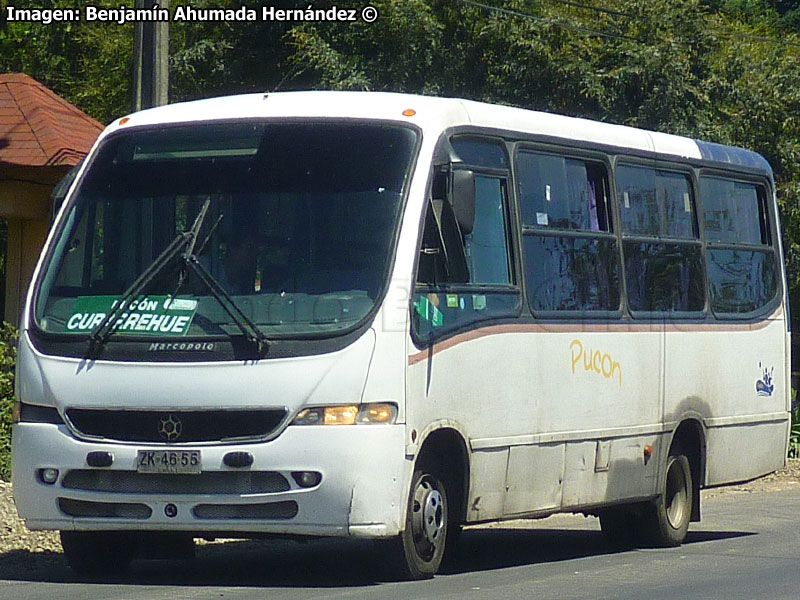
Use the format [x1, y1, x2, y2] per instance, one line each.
[616, 165, 705, 315]
[413, 170, 517, 341]
[517, 150, 620, 315]
[464, 176, 512, 286]
[417, 172, 511, 287]
[701, 176, 779, 316]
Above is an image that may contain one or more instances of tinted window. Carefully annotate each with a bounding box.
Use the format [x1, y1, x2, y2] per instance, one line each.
[624, 241, 705, 312]
[707, 249, 777, 314]
[525, 236, 620, 312]
[617, 166, 695, 238]
[466, 176, 511, 284]
[701, 177, 768, 245]
[413, 289, 518, 340]
[413, 166, 517, 340]
[517, 152, 610, 231]
[36, 122, 417, 338]
[451, 138, 508, 169]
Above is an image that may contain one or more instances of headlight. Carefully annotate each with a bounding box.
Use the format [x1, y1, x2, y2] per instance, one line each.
[292, 403, 398, 426]
[356, 403, 397, 424]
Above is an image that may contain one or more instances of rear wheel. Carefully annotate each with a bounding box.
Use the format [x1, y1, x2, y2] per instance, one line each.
[60, 531, 136, 576]
[394, 468, 449, 580]
[640, 453, 693, 547]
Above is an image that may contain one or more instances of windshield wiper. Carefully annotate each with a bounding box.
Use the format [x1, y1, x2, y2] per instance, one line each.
[184, 256, 269, 356]
[171, 207, 268, 356]
[86, 199, 212, 357]
[86, 198, 269, 358]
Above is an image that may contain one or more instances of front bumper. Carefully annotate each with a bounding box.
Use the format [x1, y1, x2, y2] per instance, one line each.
[12, 422, 408, 538]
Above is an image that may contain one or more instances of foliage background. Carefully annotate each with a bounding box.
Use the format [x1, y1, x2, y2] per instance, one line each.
[1, 0, 798, 293]
[0, 0, 799, 475]
[0, 324, 17, 481]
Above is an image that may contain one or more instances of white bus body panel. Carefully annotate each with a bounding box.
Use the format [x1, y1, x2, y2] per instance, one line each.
[407, 312, 788, 522]
[664, 314, 789, 485]
[13, 328, 409, 536]
[407, 326, 664, 521]
[16, 330, 376, 413]
[13, 423, 407, 536]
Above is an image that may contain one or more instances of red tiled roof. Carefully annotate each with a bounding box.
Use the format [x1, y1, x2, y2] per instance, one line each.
[0, 73, 103, 167]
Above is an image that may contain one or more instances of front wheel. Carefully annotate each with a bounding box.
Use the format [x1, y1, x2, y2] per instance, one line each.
[640, 453, 693, 547]
[394, 468, 449, 580]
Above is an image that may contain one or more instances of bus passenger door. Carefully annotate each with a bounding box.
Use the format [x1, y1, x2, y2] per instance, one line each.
[407, 166, 533, 523]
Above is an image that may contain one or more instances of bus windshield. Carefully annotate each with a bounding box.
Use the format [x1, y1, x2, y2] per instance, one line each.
[34, 121, 418, 339]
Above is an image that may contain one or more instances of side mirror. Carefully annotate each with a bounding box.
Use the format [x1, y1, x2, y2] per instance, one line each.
[450, 169, 475, 235]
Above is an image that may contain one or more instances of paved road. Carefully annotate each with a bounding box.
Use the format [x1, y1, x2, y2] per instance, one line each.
[2, 488, 799, 600]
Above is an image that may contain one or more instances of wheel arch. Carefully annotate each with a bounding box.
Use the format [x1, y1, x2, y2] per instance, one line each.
[667, 418, 707, 522]
[413, 423, 471, 527]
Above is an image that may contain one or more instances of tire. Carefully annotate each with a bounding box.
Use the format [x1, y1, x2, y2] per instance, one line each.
[599, 508, 640, 549]
[640, 453, 693, 547]
[394, 468, 449, 580]
[60, 531, 136, 577]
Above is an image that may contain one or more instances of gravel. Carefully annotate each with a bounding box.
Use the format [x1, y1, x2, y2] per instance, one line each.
[0, 480, 60, 554]
[1, 459, 798, 559]
[0, 479, 63, 576]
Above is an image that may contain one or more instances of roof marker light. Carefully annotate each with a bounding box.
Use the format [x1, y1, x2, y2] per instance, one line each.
[119, 117, 130, 126]
[402, 109, 416, 117]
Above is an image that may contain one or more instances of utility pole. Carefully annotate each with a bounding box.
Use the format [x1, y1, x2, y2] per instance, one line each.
[132, 0, 170, 111]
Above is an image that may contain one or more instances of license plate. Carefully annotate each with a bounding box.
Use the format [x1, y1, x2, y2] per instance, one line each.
[137, 450, 201, 474]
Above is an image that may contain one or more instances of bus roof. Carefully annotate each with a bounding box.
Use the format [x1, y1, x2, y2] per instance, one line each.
[105, 91, 772, 176]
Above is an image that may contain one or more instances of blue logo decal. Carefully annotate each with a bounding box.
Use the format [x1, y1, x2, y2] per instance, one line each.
[756, 362, 774, 397]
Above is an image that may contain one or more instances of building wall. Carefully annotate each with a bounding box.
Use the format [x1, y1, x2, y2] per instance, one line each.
[0, 166, 66, 325]
[4, 217, 48, 326]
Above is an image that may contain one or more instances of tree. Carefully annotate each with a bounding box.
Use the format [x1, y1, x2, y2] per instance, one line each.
[2, 0, 800, 306]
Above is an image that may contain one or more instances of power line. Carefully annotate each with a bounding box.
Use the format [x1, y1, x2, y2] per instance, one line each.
[725, 30, 800, 49]
[456, 0, 643, 42]
[540, 0, 636, 19]
[456, 0, 800, 50]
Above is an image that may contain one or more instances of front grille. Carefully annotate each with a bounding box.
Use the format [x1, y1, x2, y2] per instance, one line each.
[65, 408, 288, 444]
[62, 470, 290, 495]
[192, 501, 298, 520]
[58, 498, 152, 519]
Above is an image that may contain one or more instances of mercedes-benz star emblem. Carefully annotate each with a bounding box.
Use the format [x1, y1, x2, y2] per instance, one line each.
[158, 414, 182, 442]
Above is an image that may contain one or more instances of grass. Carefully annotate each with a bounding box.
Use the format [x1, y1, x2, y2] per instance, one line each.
[789, 387, 800, 459]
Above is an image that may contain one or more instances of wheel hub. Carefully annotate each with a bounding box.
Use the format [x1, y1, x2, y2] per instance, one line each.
[665, 459, 688, 529]
[422, 488, 444, 543]
[411, 477, 445, 558]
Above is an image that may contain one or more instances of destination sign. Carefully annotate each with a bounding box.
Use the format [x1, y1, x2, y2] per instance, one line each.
[66, 296, 197, 336]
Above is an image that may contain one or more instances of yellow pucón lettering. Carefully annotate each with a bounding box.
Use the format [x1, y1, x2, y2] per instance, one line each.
[569, 339, 622, 386]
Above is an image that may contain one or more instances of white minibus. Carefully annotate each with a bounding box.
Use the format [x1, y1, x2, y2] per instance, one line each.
[12, 92, 790, 579]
